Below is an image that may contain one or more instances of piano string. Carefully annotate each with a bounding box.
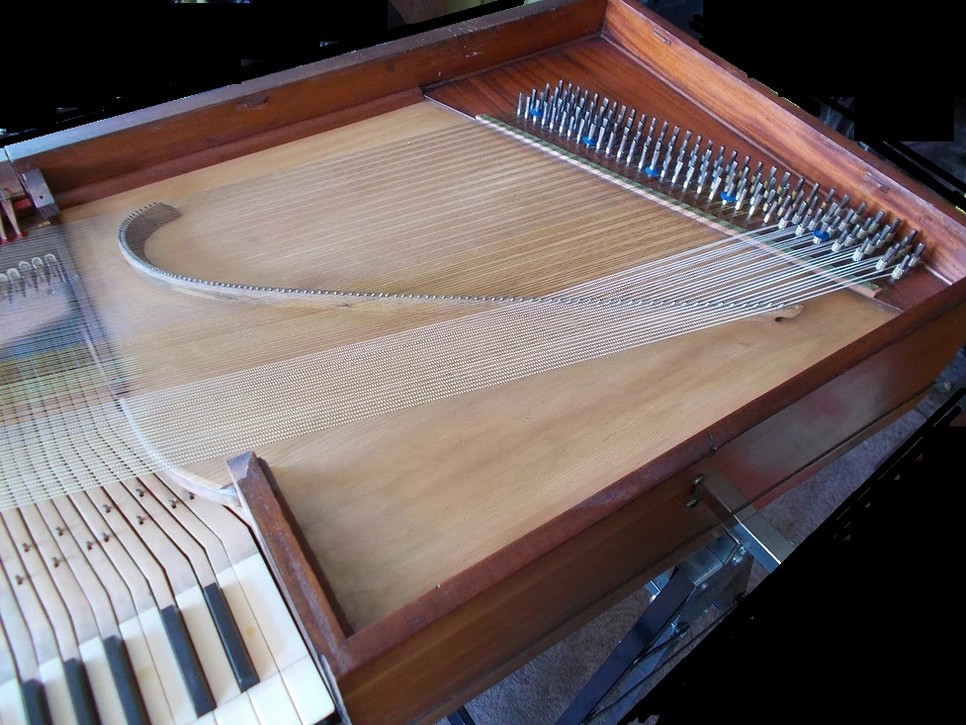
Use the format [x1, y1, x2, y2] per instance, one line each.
[0, 80, 934, 724]
[2, 93, 923, 513]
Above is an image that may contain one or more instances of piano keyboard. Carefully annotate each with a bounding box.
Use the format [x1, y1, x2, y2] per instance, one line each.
[1, 228, 337, 724]
[0, 473, 338, 725]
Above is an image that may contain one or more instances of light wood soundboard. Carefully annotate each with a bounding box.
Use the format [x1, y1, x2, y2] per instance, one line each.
[6, 1, 966, 722]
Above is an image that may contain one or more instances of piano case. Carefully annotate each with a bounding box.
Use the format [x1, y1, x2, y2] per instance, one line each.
[4, 1, 965, 722]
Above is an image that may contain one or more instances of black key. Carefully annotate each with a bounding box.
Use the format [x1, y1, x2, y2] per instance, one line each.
[202, 583, 258, 692]
[64, 658, 101, 725]
[21, 678, 51, 725]
[104, 635, 150, 725]
[159, 605, 215, 717]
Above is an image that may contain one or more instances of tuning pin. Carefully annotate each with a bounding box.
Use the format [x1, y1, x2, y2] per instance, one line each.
[895, 230, 918, 256]
[595, 123, 608, 152]
[671, 140, 690, 185]
[556, 106, 570, 135]
[575, 114, 588, 144]
[547, 99, 559, 129]
[852, 239, 875, 262]
[831, 221, 861, 252]
[875, 245, 898, 271]
[734, 178, 749, 210]
[708, 165, 725, 201]
[891, 255, 912, 281]
[683, 158, 698, 190]
[660, 126, 681, 179]
[812, 222, 832, 244]
[855, 216, 874, 241]
[774, 197, 794, 228]
[625, 126, 643, 166]
[908, 242, 926, 267]
[695, 162, 710, 196]
[868, 210, 885, 235]
[615, 124, 631, 161]
[566, 111, 578, 139]
[791, 200, 809, 230]
[746, 186, 764, 217]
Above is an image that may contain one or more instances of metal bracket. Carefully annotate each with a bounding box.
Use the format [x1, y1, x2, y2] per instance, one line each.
[19, 168, 58, 219]
[683, 473, 704, 509]
[559, 470, 799, 724]
[0, 155, 58, 239]
[557, 532, 754, 725]
[703, 475, 794, 573]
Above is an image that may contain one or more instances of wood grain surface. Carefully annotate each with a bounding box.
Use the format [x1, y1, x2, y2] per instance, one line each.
[58, 101, 897, 631]
[19, 3, 965, 721]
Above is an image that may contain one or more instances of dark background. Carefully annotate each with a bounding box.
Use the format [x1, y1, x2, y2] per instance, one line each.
[696, 0, 960, 142]
[4, 1, 961, 149]
[2, 1, 518, 143]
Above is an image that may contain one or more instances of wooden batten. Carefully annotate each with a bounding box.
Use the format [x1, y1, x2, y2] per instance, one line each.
[229, 453, 352, 720]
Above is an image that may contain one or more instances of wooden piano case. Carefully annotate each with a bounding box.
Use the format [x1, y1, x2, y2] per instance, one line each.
[6, 1, 965, 722]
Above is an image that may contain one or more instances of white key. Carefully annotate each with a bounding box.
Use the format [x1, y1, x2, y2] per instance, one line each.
[119, 617, 174, 725]
[0, 613, 20, 680]
[155, 474, 337, 722]
[0, 628, 27, 725]
[78, 637, 126, 724]
[229, 555, 336, 724]
[282, 656, 336, 725]
[37, 658, 73, 725]
[175, 585, 239, 705]
[0, 678, 28, 725]
[138, 476, 272, 687]
[212, 691, 262, 725]
[215, 567, 276, 682]
[138, 608, 195, 725]
[52, 494, 169, 723]
[233, 555, 306, 670]
[0, 571, 41, 725]
[247, 671, 301, 725]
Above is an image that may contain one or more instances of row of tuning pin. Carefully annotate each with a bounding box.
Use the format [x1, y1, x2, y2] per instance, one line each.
[0, 253, 66, 301]
[515, 80, 925, 282]
[779, 186, 925, 280]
